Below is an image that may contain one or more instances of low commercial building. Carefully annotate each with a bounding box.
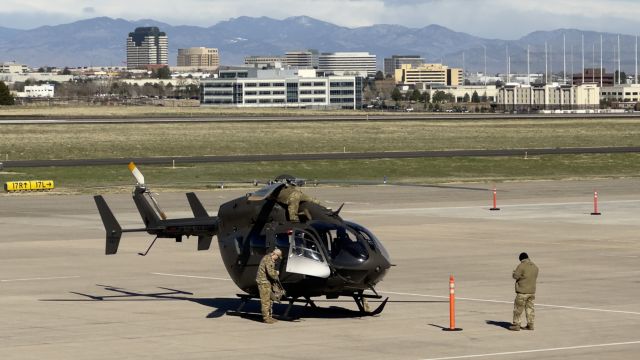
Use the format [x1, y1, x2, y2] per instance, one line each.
[573, 68, 614, 86]
[16, 84, 55, 98]
[496, 83, 600, 111]
[1, 61, 28, 74]
[244, 56, 287, 68]
[395, 64, 462, 86]
[0, 72, 73, 84]
[201, 68, 363, 109]
[600, 84, 640, 108]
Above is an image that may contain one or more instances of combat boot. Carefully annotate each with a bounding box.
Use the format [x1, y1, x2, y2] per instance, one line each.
[264, 318, 277, 324]
[523, 324, 534, 330]
[508, 324, 521, 331]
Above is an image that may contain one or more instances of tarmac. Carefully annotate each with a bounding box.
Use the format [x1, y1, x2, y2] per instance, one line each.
[1, 178, 639, 359]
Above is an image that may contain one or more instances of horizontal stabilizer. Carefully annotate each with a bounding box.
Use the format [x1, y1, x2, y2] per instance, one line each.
[186, 192, 209, 218]
[94, 195, 123, 255]
[198, 235, 213, 251]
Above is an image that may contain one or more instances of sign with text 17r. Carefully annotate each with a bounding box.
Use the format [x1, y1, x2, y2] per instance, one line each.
[4, 180, 55, 192]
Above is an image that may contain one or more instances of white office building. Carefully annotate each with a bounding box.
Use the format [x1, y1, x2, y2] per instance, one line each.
[201, 68, 363, 109]
[126, 27, 168, 69]
[1, 61, 28, 74]
[285, 50, 319, 69]
[318, 52, 377, 78]
[16, 84, 55, 98]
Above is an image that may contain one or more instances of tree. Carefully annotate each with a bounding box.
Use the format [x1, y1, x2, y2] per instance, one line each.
[463, 93, 470, 103]
[495, 79, 504, 87]
[471, 90, 480, 103]
[155, 66, 171, 79]
[615, 70, 627, 84]
[432, 90, 448, 103]
[410, 89, 422, 102]
[391, 87, 402, 104]
[61, 67, 72, 75]
[422, 91, 430, 104]
[0, 81, 15, 105]
[375, 71, 385, 81]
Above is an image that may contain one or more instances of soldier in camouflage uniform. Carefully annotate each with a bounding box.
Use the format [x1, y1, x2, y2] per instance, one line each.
[276, 181, 318, 222]
[510, 252, 539, 331]
[256, 248, 282, 323]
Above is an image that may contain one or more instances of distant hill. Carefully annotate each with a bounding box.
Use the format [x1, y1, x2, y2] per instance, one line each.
[1, 16, 638, 74]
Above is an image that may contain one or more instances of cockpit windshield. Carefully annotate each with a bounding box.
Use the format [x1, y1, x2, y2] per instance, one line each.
[311, 222, 369, 261]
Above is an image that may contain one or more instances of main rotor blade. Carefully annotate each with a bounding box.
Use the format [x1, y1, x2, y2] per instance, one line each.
[128, 162, 145, 186]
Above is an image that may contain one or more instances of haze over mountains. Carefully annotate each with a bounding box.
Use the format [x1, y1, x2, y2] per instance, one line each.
[1, 16, 639, 74]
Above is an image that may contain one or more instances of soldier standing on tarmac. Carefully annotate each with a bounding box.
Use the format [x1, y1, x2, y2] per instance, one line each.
[510, 252, 539, 331]
[256, 248, 283, 323]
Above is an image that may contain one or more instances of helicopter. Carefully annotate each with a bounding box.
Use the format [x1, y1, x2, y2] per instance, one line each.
[94, 162, 392, 319]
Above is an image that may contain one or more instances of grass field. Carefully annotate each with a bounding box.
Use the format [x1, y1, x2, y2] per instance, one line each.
[1, 118, 639, 192]
[1, 119, 640, 161]
[2, 154, 640, 193]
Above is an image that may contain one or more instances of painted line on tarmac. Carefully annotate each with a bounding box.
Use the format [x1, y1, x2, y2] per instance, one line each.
[380, 291, 640, 316]
[352, 199, 640, 214]
[151, 272, 232, 281]
[419, 340, 640, 360]
[0, 275, 81, 282]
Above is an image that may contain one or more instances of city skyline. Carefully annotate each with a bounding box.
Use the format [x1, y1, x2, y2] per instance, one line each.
[2, 0, 640, 39]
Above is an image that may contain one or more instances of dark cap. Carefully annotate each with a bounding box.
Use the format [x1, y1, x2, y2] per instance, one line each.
[519, 252, 529, 261]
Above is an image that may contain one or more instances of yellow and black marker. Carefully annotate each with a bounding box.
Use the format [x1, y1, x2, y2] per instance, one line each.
[4, 180, 55, 192]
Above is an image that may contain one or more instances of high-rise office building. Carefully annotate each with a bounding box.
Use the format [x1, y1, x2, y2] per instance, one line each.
[318, 52, 377, 77]
[126, 27, 168, 69]
[384, 55, 425, 76]
[177, 47, 220, 67]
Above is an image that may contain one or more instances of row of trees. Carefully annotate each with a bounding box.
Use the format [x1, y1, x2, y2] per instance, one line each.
[5, 79, 200, 101]
[390, 88, 487, 104]
[0, 81, 15, 105]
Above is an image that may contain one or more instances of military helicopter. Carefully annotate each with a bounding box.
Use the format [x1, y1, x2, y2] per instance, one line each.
[94, 163, 392, 319]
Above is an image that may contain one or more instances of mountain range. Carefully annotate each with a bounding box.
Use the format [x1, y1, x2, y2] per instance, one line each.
[1, 16, 639, 74]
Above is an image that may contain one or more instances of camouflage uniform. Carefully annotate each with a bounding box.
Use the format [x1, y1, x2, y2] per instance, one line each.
[276, 184, 318, 222]
[512, 258, 539, 329]
[256, 252, 280, 322]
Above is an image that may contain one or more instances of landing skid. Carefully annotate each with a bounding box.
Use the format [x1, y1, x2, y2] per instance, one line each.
[353, 292, 389, 316]
[225, 292, 389, 320]
[225, 294, 314, 321]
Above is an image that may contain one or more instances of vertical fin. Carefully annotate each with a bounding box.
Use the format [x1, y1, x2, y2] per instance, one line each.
[94, 195, 123, 255]
[186, 192, 209, 218]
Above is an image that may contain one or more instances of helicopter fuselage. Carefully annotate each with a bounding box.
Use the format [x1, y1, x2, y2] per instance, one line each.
[216, 194, 392, 298]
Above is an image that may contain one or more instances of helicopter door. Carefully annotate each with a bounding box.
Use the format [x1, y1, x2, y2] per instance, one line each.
[285, 229, 330, 278]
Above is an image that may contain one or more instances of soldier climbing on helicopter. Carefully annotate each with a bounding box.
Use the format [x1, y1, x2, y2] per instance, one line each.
[274, 176, 319, 222]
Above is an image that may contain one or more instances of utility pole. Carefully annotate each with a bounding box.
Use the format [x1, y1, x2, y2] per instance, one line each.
[563, 34, 567, 84]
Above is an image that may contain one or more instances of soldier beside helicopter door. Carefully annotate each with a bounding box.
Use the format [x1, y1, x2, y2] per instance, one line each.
[256, 249, 282, 323]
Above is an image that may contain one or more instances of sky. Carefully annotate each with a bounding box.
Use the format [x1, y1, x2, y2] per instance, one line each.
[2, 0, 640, 39]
